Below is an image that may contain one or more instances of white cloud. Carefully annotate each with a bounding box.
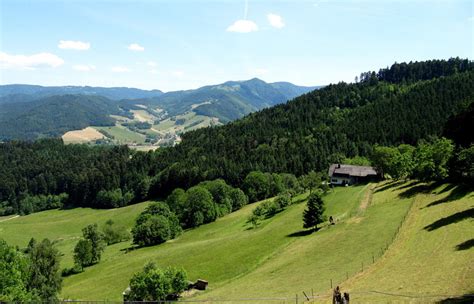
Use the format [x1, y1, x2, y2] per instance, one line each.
[111, 66, 131, 73]
[73, 64, 96, 72]
[58, 40, 90, 50]
[0, 52, 64, 69]
[227, 19, 258, 33]
[128, 43, 145, 51]
[150, 69, 158, 74]
[267, 13, 285, 29]
[147, 61, 157, 67]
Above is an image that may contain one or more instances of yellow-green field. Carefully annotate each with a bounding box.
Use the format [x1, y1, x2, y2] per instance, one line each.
[0, 182, 472, 303]
[94, 125, 146, 144]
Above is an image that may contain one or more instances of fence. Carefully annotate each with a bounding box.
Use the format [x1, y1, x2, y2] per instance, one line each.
[61, 290, 474, 303]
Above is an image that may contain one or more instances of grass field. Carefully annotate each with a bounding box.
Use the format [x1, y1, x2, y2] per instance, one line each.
[0, 182, 472, 302]
[152, 111, 220, 134]
[94, 125, 146, 144]
[62, 127, 105, 144]
[342, 182, 474, 303]
[130, 109, 157, 122]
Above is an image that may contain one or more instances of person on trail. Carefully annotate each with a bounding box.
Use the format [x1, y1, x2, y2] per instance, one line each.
[343, 292, 350, 303]
[333, 286, 342, 304]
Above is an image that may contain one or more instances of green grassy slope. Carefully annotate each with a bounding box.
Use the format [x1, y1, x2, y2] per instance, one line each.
[0, 203, 149, 270]
[342, 182, 474, 303]
[195, 182, 414, 300]
[0, 182, 472, 302]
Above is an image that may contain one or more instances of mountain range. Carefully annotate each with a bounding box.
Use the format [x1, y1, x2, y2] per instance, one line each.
[0, 79, 319, 141]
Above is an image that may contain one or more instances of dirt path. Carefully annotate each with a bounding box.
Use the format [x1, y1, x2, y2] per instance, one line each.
[0, 215, 19, 223]
[359, 183, 376, 211]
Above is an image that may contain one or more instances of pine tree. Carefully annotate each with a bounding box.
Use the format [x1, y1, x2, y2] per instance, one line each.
[303, 192, 325, 230]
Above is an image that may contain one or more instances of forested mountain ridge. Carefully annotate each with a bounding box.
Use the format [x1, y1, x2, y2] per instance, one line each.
[150, 58, 473, 189]
[0, 58, 472, 215]
[0, 84, 164, 101]
[0, 79, 317, 142]
[0, 95, 124, 140]
[133, 78, 319, 122]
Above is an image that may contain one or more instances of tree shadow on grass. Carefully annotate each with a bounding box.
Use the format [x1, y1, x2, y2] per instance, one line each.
[455, 239, 474, 251]
[424, 208, 474, 231]
[292, 195, 309, 205]
[120, 245, 140, 253]
[398, 181, 443, 199]
[395, 180, 422, 191]
[374, 180, 406, 193]
[438, 183, 458, 194]
[436, 293, 474, 303]
[286, 228, 318, 237]
[425, 185, 473, 208]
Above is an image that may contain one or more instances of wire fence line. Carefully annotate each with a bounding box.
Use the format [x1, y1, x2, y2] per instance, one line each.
[60, 290, 474, 303]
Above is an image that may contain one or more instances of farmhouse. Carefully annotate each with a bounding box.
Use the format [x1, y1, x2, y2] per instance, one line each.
[328, 164, 379, 185]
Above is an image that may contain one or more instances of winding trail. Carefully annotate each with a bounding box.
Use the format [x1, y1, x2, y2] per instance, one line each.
[0, 215, 19, 223]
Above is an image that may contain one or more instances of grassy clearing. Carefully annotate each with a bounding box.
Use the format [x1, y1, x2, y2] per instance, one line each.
[195, 182, 412, 300]
[0, 186, 364, 300]
[152, 111, 220, 134]
[1, 182, 471, 302]
[94, 125, 146, 144]
[0, 203, 149, 269]
[62, 127, 105, 144]
[130, 109, 157, 122]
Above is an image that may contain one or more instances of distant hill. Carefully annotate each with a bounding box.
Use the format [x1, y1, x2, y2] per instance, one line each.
[0, 79, 319, 141]
[0, 94, 125, 140]
[0, 84, 163, 101]
[133, 78, 319, 122]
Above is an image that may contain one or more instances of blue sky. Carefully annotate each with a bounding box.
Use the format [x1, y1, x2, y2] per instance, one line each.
[0, 0, 472, 91]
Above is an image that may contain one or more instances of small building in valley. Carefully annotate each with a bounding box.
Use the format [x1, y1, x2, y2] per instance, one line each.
[328, 164, 379, 185]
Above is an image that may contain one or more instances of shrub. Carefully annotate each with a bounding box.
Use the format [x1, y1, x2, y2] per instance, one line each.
[132, 202, 181, 247]
[127, 262, 188, 301]
[73, 239, 93, 270]
[182, 186, 218, 228]
[82, 224, 106, 264]
[102, 219, 130, 245]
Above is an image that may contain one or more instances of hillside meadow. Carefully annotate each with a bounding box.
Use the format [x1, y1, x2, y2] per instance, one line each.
[0, 181, 472, 302]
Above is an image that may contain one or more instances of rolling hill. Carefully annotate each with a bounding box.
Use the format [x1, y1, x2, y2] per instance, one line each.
[0, 182, 471, 302]
[147, 58, 474, 194]
[0, 95, 124, 140]
[0, 79, 318, 142]
[0, 84, 163, 101]
[127, 78, 319, 122]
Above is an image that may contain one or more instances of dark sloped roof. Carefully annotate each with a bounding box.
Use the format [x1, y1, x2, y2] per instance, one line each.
[328, 164, 378, 177]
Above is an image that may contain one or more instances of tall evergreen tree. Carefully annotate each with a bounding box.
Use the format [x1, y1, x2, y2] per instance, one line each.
[303, 192, 325, 230]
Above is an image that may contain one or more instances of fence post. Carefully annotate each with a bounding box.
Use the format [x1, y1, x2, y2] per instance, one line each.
[296, 293, 298, 304]
[330, 279, 333, 289]
[372, 254, 375, 263]
[362, 261, 364, 271]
